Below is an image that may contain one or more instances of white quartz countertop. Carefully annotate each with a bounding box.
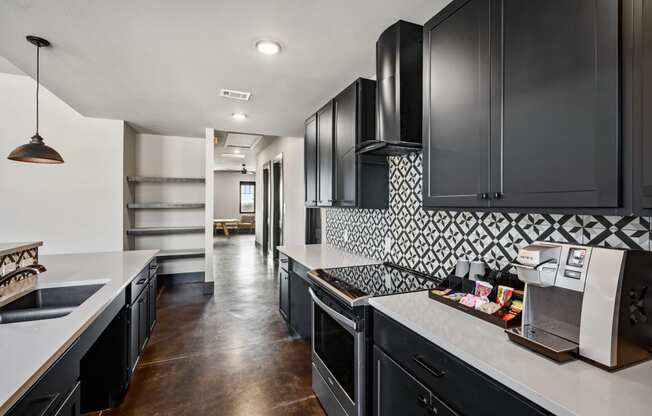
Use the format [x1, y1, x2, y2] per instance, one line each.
[369, 291, 652, 416]
[277, 244, 381, 270]
[0, 250, 158, 415]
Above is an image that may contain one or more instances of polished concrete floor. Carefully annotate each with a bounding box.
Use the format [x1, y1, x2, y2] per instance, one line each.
[93, 235, 325, 416]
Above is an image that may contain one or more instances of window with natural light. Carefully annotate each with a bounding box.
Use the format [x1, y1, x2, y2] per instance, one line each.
[239, 181, 255, 213]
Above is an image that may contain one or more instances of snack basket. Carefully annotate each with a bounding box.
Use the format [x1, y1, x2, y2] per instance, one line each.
[427, 274, 523, 329]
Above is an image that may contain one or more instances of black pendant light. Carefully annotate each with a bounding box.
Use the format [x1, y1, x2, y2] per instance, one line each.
[7, 36, 64, 164]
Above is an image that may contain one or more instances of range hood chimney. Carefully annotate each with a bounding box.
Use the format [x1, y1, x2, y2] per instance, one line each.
[356, 20, 423, 155]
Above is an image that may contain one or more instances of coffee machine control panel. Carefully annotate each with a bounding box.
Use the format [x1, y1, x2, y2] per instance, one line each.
[554, 244, 592, 292]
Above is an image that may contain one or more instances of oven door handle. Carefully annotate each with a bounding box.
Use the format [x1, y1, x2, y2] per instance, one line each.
[309, 287, 357, 331]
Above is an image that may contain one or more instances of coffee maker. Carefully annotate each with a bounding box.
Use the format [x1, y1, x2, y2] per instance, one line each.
[507, 241, 652, 369]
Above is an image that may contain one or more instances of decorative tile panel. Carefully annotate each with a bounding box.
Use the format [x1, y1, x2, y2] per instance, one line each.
[324, 153, 652, 278]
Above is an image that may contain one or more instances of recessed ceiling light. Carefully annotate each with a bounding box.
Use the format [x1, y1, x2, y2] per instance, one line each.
[232, 113, 247, 121]
[256, 40, 281, 55]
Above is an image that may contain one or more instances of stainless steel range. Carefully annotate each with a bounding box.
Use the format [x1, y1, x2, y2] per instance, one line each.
[307, 262, 441, 416]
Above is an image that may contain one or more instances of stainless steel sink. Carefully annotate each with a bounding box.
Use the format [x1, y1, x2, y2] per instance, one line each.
[0, 284, 104, 324]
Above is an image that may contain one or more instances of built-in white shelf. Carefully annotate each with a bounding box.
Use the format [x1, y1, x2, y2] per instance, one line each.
[127, 176, 205, 183]
[126, 226, 204, 236]
[157, 248, 205, 260]
[127, 203, 205, 209]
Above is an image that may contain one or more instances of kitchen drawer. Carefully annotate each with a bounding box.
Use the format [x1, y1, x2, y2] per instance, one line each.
[373, 311, 551, 416]
[128, 268, 148, 303]
[279, 253, 290, 271]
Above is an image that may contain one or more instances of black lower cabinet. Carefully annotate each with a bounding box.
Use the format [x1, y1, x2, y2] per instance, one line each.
[374, 346, 457, 416]
[279, 268, 290, 321]
[148, 274, 157, 331]
[7, 341, 81, 416]
[53, 382, 81, 416]
[138, 291, 149, 352]
[373, 311, 552, 416]
[290, 271, 312, 341]
[128, 301, 140, 375]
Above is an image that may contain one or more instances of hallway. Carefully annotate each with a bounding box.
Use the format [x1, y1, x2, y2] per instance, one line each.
[98, 235, 325, 415]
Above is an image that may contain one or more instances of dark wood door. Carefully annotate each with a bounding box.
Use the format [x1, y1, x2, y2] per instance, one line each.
[491, 0, 620, 207]
[334, 83, 357, 206]
[279, 268, 290, 321]
[317, 101, 334, 206]
[304, 115, 318, 207]
[373, 346, 446, 416]
[422, 0, 492, 208]
[290, 272, 311, 341]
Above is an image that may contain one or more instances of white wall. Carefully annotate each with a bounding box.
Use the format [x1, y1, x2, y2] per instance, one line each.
[131, 133, 205, 274]
[0, 73, 125, 255]
[213, 171, 254, 219]
[255, 136, 304, 247]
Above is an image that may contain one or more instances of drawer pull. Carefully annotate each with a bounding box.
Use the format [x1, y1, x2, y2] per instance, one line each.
[413, 355, 446, 378]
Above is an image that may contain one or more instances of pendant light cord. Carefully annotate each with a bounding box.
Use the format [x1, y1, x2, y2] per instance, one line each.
[36, 44, 39, 135]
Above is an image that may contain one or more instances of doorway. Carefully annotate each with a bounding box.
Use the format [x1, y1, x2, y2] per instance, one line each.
[262, 163, 270, 255]
[272, 158, 283, 259]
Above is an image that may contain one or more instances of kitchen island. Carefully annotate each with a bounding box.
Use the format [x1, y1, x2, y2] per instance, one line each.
[0, 250, 158, 416]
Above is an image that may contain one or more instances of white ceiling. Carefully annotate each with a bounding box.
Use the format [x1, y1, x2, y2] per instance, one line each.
[0, 0, 449, 138]
[213, 131, 267, 171]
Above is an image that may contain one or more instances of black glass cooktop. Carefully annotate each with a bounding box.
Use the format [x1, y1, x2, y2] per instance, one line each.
[308, 262, 442, 307]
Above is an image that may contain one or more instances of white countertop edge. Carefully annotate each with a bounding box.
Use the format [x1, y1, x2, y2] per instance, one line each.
[368, 297, 574, 416]
[277, 244, 381, 270]
[0, 249, 158, 416]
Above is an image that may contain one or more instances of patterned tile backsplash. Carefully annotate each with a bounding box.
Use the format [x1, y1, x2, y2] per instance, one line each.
[324, 153, 651, 278]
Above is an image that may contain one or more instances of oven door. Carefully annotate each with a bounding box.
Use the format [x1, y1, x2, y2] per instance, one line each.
[310, 288, 364, 416]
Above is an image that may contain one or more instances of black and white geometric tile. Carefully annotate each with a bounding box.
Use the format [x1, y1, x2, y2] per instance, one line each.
[324, 153, 652, 278]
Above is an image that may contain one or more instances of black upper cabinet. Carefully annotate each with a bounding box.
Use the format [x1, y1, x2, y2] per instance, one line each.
[423, 0, 491, 208]
[334, 81, 358, 206]
[492, 0, 620, 208]
[305, 78, 388, 209]
[333, 78, 388, 209]
[423, 0, 620, 209]
[317, 101, 335, 206]
[304, 115, 318, 207]
[631, 0, 652, 213]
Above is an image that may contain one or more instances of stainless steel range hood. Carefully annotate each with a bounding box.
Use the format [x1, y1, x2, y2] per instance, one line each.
[356, 20, 423, 155]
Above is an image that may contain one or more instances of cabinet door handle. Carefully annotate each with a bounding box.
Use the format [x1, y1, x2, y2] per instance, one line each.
[493, 192, 503, 199]
[478, 193, 489, 200]
[413, 355, 446, 378]
[417, 394, 429, 409]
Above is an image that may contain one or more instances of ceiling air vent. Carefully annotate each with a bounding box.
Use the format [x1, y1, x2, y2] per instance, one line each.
[220, 89, 251, 101]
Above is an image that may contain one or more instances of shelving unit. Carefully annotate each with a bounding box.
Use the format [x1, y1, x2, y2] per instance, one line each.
[157, 248, 205, 260]
[125, 175, 206, 263]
